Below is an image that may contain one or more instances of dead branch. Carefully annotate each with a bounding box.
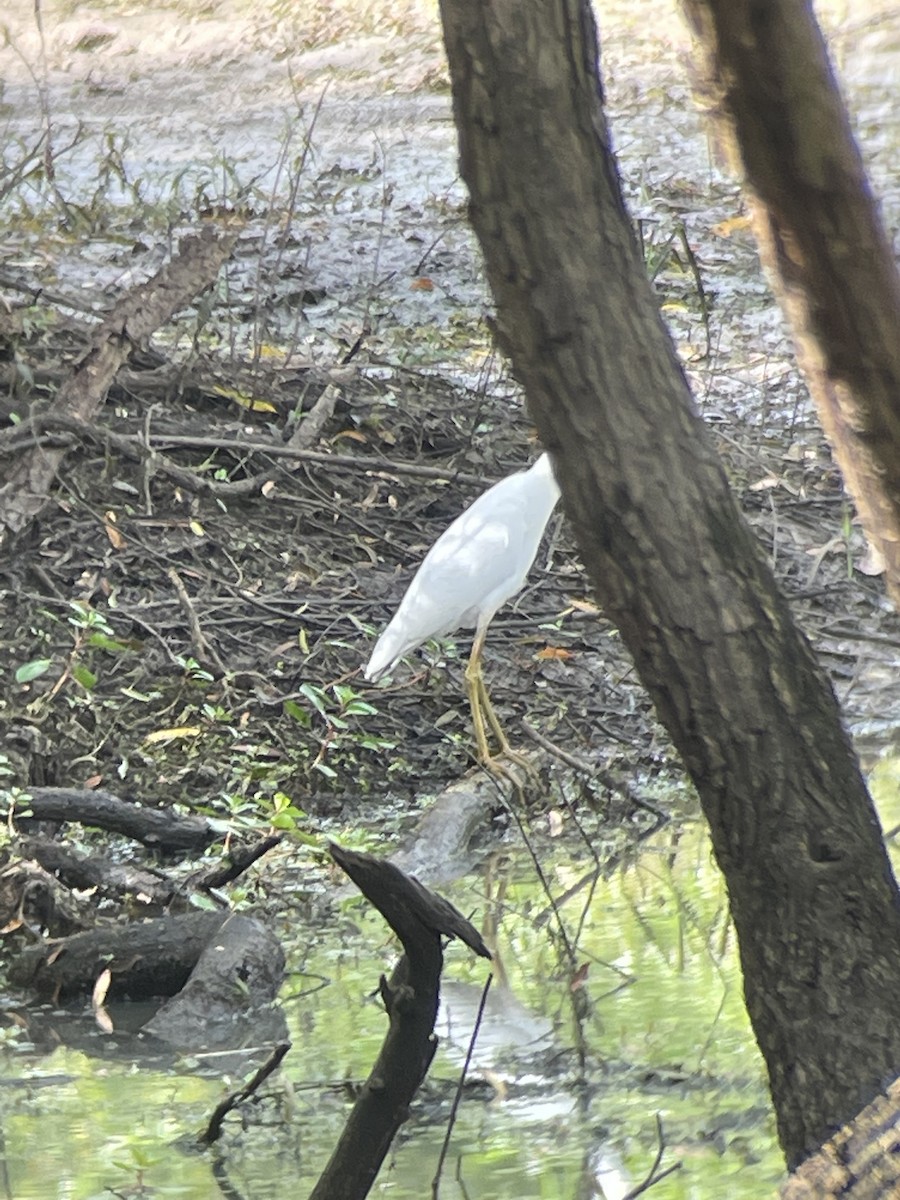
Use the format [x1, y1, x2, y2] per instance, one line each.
[9, 911, 228, 1000]
[310, 844, 489, 1200]
[0, 226, 236, 545]
[198, 1042, 291, 1146]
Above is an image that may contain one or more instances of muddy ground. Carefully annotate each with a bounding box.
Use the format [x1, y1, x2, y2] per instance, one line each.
[1, 0, 899, 859]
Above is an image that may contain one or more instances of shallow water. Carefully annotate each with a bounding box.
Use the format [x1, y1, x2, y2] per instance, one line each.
[1, 813, 787, 1200]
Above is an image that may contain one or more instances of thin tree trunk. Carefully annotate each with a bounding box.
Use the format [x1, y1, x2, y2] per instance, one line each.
[439, 0, 900, 1169]
[681, 0, 900, 602]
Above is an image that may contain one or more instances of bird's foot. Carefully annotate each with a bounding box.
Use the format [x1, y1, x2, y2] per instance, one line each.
[479, 746, 540, 788]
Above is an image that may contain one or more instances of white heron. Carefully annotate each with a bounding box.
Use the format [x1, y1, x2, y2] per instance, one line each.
[364, 453, 560, 767]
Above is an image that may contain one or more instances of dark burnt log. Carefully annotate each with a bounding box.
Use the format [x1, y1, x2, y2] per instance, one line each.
[142, 914, 286, 1049]
[17, 836, 178, 910]
[8, 912, 228, 1000]
[310, 843, 490, 1200]
[20, 787, 215, 853]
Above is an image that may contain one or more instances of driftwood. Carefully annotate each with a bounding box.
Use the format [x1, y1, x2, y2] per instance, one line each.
[199, 1042, 292, 1145]
[389, 758, 536, 884]
[782, 1077, 900, 1199]
[9, 911, 228, 1000]
[0, 226, 236, 546]
[20, 787, 214, 853]
[310, 843, 491, 1200]
[183, 834, 284, 892]
[143, 913, 286, 1048]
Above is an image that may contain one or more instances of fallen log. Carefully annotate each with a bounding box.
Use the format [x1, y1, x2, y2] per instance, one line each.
[9, 911, 228, 1000]
[17, 836, 178, 910]
[20, 787, 214, 853]
[143, 913, 287, 1049]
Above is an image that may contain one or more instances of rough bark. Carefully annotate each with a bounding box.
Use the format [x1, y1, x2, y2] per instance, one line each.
[310, 844, 490, 1200]
[17, 835, 178, 909]
[782, 1075, 900, 1199]
[143, 914, 287, 1049]
[438, 0, 900, 1169]
[21, 786, 215, 852]
[9, 911, 228, 999]
[680, 0, 900, 605]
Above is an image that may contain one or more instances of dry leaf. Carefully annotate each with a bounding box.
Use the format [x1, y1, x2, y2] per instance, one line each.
[144, 725, 202, 744]
[211, 385, 278, 414]
[92, 967, 112, 1011]
[568, 598, 600, 614]
[749, 474, 781, 492]
[711, 214, 751, 237]
[857, 541, 886, 577]
[104, 512, 126, 550]
[537, 646, 574, 661]
[548, 808, 564, 837]
[83, 775, 103, 790]
[570, 962, 590, 991]
[410, 276, 435, 291]
[94, 1006, 114, 1034]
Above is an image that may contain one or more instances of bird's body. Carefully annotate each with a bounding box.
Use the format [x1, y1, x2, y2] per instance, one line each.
[364, 453, 560, 767]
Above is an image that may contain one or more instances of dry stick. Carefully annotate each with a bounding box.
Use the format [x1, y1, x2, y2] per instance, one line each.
[431, 972, 494, 1200]
[287, 382, 341, 452]
[0, 420, 493, 492]
[167, 566, 228, 677]
[198, 1042, 291, 1146]
[521, 719, 669, 822]
[497, 785, 591, 1074]
[621, 1114, 681, 1199]
[0, 226, 236, 546]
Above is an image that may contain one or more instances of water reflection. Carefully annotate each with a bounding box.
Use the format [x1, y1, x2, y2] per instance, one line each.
[0, 815, 788, 1199]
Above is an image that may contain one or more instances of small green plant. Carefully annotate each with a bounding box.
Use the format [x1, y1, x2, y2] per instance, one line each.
[284, 682, 393, 779]
[15, 601, 136, 708]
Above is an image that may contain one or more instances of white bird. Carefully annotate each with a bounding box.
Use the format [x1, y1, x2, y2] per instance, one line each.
[365, 453, 560, 767]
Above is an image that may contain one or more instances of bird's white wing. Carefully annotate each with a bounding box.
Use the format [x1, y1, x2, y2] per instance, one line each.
[365, 456, 559, 680]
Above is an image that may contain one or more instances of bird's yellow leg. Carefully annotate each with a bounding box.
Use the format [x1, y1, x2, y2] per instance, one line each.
[474, 669, 514, 757]
[465, 630, 538, 781]
[464, 630, 494, 765]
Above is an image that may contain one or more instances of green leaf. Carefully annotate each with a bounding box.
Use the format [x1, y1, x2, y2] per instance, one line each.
[299, 683, 328, 717]
[284, 699, 311, 727]
[87, 632, 131, 654]
[15, 659, 52, 683]
[71, 663, 98, 691]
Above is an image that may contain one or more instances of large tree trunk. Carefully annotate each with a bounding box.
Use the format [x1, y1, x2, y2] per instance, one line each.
[680, 0, 900, 605]
[438, 0, 900, 1170]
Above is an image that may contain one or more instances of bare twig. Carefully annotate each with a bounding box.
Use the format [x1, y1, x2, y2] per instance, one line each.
[198, 1042, 291, 1146]
[621, 1114, 681, 1198]
[167, 567, 228, 677]
[432, 973, 493, 1199]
